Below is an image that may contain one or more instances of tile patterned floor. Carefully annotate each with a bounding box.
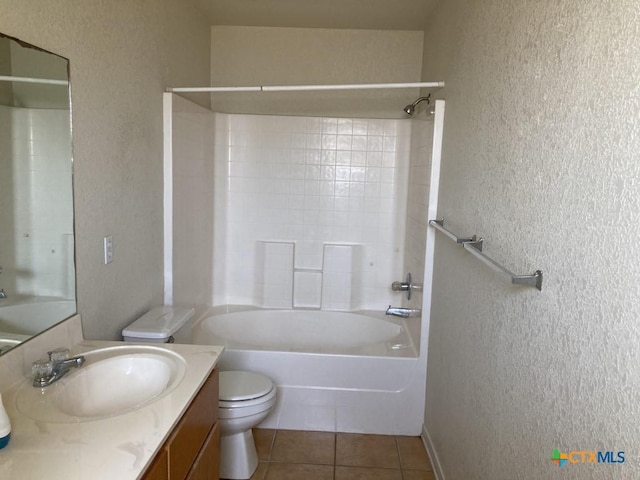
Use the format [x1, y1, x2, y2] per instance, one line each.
[243, 429, 436, 480]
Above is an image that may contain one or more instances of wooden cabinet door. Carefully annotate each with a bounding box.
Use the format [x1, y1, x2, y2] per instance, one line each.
[142, 448, 168, 480]
[141, 369, 219, 480]
[185, 422, 220, 480]
[168, 370, 219, 480]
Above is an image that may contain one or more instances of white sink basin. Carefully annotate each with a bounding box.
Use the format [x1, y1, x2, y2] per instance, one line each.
[17, 345, 187, 423]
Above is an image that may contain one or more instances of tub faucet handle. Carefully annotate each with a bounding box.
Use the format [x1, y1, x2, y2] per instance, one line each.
[391, 281, 410, 291]
[391, 273, 417, 300]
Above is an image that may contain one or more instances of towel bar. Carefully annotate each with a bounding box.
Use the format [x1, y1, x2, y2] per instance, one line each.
[429, 219, 543, 291]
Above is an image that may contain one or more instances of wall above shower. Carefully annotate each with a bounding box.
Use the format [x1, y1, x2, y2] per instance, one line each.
[194, 0, 441, 31]
[206, 26, 427, 119]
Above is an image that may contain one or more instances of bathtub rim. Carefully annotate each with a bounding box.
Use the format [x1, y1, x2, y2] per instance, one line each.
[189, 304, 418, 358]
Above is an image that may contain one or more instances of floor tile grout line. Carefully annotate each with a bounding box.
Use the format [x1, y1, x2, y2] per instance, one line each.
[254, 429, 433, 478]
[395, 434, 403, 470]
[267, 428, 276, 462]
[335, 431, 338, 468]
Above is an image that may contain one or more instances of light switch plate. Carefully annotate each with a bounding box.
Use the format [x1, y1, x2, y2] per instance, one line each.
[103, 235, 113, 264]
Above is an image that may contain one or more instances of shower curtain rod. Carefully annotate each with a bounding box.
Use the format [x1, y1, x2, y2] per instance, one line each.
[0, 75, 68, 85]
[167, 81, 444, 93]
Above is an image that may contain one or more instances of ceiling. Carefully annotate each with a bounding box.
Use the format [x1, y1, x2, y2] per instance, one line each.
[193, 0, 440, 31]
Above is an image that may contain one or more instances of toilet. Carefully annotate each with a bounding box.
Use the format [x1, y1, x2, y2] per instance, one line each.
[122, 306, 277, 480]
[218, 370, 277, 479]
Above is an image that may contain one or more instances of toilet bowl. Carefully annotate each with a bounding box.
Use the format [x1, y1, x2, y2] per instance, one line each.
[121, 307, 277, 480]
[219, 371, 277, 480]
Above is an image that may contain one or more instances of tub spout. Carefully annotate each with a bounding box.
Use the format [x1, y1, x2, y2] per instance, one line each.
[0, 289, 6, 299]
[385, 306, 421, 318]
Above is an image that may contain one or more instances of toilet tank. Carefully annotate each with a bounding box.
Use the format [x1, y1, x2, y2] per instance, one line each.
[122, 306, 195, 343]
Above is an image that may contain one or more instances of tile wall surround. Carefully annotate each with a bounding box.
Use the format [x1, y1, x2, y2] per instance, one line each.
[212, 113, 412, 311]
[0, 106, 74, 299]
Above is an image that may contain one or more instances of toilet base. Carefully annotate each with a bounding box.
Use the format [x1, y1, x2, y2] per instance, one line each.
[219, 429, 259, 480]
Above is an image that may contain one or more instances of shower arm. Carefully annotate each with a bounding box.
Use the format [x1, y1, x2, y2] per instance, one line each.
[403, 94, 431, 115]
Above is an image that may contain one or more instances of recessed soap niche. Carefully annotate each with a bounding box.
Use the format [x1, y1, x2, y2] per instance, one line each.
[256, 241, 363, 310]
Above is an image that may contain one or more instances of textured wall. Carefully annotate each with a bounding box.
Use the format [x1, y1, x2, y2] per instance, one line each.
[0, 1, 211, 339]
[210, 26, 425, 118]
[422, 1, 640, 479]
[7, 40, 69, 109]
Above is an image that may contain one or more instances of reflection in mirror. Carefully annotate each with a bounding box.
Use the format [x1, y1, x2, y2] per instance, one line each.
[0, 33, 76, 355]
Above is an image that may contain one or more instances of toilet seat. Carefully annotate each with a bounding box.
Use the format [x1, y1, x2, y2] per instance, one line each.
[219, 371, 276, 411]
[220, 371, 274, 401]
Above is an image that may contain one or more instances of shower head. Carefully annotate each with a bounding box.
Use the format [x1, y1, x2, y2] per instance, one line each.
[403, 94, 431, 115]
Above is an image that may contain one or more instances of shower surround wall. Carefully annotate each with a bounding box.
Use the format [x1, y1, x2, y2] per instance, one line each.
[170, 95, 215, 307]
[402, 114, 436, 350]
[212, 114, 411, 311]
[168, 94, 441, 358]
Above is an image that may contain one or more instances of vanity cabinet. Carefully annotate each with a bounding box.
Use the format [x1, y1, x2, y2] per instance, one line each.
[143, 369, 219, 480]
[144, 449, 169, 480]
[186, 422, 220, 480]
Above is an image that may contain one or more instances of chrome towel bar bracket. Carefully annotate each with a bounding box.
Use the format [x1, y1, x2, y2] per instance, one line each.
[429, 219, 477, 243]
[429, 219, 543, 291]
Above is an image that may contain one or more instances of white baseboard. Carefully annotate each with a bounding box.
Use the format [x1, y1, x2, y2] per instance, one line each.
[421, 424, 445, 480]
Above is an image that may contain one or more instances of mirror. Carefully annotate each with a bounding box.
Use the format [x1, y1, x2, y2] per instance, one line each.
[0, 33, 76, 354]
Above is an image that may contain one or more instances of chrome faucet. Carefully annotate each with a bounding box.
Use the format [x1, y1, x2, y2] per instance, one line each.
[32, 347, 85, 387]
[0, 289, 6, 299]
[391, 272, 419, 300]
[385, 305, 422, 318]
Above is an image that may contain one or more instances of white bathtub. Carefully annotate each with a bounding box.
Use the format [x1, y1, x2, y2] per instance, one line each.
[191, 306, 427, 435]
[196, 308, 414, 355]
[0, 297, 76, 336]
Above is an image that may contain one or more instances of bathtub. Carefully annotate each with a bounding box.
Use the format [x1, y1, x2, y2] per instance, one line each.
[191, 306, 427, 435]
[0, 297, 76, 337]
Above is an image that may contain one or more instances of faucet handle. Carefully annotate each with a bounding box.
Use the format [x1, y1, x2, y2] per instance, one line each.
[391, 281, 410, 291]
[391, 273, 413, 300]
[48, 348, 70, 362]
[32, 359, 53, 379]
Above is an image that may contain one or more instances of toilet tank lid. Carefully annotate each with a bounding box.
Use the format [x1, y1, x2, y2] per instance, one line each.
[122, 306, 195, 340]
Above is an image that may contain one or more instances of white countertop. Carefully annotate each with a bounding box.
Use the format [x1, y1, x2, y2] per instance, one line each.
[0, 340, 223, 480]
